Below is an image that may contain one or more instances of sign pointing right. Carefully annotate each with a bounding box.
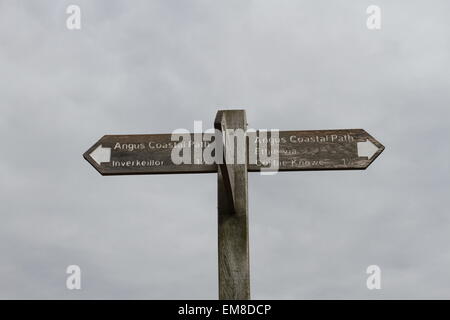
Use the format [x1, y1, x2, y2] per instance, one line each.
[250, 129, 384, 172]
[357, 139, 379, 159]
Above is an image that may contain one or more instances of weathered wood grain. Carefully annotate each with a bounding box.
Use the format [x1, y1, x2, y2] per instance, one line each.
[216, 110, 250, 300]
[84, 130, 384, 175]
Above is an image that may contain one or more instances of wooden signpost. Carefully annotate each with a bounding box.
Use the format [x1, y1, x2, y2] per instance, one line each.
[84, 110, 384, 299]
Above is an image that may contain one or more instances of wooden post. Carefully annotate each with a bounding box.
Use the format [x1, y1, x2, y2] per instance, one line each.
[215, 110, 250, 300]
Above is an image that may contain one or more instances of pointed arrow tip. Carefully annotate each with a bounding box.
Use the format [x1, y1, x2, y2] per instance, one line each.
[89, 144, 111, 165]
[357, 139, 380, 160]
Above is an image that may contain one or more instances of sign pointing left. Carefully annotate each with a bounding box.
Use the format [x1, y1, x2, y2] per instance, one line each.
[83, 134, 218, 175]
[89, 144, 111, 165]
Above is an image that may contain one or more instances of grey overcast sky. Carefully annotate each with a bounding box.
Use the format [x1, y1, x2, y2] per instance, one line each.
[1, 0, 449, 299]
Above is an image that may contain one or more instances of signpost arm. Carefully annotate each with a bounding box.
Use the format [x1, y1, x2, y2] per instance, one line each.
[215, 110, 250, 300]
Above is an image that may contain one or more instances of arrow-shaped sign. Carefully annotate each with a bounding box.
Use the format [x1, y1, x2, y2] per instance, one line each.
[89, 144, 111, 165]
[84, 129, 384, 175]
[357, 139, 379, 159]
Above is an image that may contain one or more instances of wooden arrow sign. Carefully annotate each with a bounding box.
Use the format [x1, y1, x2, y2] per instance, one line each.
[83, 129, 384, 175]
[251, 129, 384, 172]
[83, 134, 216, 175]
